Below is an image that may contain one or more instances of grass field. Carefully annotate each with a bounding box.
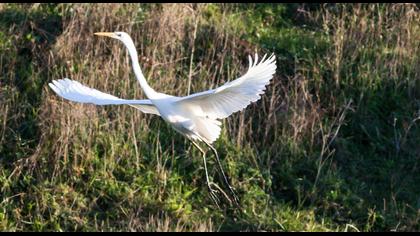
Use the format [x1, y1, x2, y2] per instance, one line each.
[0, 3, 419, 231]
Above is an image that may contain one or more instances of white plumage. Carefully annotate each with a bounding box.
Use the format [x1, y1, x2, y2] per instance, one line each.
[49, 53, 275, 143]
[49, 32, 276, 206]
[49, 78, 160, 115]
[178, 54, 276, 119]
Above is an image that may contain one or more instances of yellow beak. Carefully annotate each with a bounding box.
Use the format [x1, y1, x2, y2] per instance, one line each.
[94, 32, 115, 37]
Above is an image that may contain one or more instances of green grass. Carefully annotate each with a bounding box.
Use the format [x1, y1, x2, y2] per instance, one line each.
[0, 3, 419, 231]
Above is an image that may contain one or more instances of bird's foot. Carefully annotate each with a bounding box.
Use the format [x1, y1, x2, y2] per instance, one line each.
[210, 182, 240, 207]
[207, 183, 221, 208]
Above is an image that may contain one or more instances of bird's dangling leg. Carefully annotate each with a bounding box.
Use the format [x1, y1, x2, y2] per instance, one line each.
[204, 141, 240, 207]
[190, 140, 220, 208]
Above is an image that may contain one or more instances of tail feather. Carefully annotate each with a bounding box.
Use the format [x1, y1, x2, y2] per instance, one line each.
[193, 117, 222, 144]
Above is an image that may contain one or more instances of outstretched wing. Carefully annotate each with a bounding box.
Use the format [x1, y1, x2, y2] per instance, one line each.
[49, 78, 160, 115]
[176, 53, 276, 119]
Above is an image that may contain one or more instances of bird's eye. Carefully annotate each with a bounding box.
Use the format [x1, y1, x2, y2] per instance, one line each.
[116, 33, 121, 37]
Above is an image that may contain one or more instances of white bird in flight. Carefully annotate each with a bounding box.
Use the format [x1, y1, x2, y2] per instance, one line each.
[49, 32, 276, 206]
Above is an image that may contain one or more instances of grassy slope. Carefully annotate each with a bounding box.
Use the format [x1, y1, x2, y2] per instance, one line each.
[0, 3, 419, 231]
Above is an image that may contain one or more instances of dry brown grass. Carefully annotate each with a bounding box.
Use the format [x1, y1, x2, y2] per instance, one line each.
[0, 3, 419, 231]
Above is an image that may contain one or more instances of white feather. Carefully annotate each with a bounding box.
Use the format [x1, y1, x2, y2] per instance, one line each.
[49, 78, 160, 115]
[177, 54, 276, 119]
[175, 53, 276, 143]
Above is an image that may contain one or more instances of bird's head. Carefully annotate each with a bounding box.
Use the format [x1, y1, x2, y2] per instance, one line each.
[94, 31, 137, 53]
[94, 31, 133, 44]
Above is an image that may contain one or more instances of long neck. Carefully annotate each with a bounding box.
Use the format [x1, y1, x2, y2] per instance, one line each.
[124, 39, 157, 99]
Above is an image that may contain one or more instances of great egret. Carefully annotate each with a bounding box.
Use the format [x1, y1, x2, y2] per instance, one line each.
[49, 32, 276, 206]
